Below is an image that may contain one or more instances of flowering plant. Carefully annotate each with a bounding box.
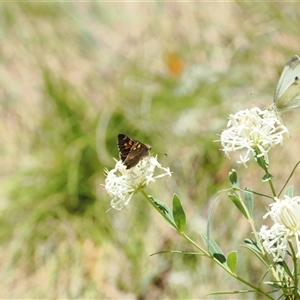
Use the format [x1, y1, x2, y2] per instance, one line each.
[104, 103, 300, 299]
[105, 105, 300, 298]
[105, 155, 172, 211]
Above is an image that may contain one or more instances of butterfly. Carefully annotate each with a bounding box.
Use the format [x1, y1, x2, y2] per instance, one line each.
[274, 55, 300, 113]
[117, 134, 151, 169]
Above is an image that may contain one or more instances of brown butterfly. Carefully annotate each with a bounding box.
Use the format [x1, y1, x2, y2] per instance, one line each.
[117, 134, 151, 169]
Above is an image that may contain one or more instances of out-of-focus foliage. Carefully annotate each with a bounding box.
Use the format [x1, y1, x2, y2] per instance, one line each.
[1, 2, 300, 298]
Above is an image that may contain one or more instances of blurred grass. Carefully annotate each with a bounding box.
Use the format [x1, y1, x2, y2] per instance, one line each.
[1, 2, 300, 299]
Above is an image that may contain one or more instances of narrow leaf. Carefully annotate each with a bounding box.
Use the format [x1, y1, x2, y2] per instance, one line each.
[200, 233, 226, 264]
[241, 244, 267, 267]
[148, 196, 177, 229]
[275, 261, 293, 278]
[244, 238, 261, 252]
[284, 185, 294, 198]
[229, 169, 238, 187]
[172, 194, 186, 233]
[227, 251, 238, 274]
[228, 193, 247, 218]
[244, 188, 253, 218]
[264, 281, 282, 288]
[254, 150, 269, 170]
[200, 233, 224, 255]
[262, 172, 273, 182]
[206, 196, 220, 255]
[207, 290, 256, 296]
[150, 250, 204, 256]
[241, 240, 268, 268]
[213, 253, 226, 264]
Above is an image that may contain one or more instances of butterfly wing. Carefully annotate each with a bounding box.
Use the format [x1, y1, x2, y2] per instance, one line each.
[274, 55, 300, 113]
[123, 142, 150, 169]
[117, 134, 151, 169]
[117, 134, 136, 162]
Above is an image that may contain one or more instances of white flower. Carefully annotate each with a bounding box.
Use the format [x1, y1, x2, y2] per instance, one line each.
[219, 107, 289, 167]
[259, 196, 300, 262]
[104, 155, 172, 211]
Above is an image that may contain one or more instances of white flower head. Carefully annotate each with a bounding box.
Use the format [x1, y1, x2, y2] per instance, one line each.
[104, 155, 171, 211]
[219, 107, 289, 167]
[259, 195, 300, 262]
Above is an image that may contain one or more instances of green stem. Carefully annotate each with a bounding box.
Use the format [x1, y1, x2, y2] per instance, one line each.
[278, 160, 300, 197]
[181, 232, 273, 299]
[142, 190, 274, 299]
[254, 148, 276, 197]
[232, 189, 280, 284]
[268, 179, 277, 197]
[289, 242, 299, 297]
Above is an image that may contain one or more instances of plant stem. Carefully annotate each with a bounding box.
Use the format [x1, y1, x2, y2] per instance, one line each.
[268, 179, 277, 197]
[289, 242, 299, 297]
[143, 190, 274, 299]
[181, 231, 273, 299]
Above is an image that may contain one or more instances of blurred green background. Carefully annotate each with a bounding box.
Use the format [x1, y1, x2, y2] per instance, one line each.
[1, 2, 300, 299]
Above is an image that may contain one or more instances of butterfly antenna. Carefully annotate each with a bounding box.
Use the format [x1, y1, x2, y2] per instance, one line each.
[152, 147, 167, 156]
[105, 207, 112, 213]
[249, 92, 258, 99]
[249, 92, 268, 108]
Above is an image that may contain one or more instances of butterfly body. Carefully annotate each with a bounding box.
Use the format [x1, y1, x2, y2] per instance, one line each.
[117, 134, 151, 169]
[274, 55, 300, 113]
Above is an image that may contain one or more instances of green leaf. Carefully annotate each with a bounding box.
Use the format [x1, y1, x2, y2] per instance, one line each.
[242, 239, 268, 268]
[150, 250, 204, 256]
[206, 196, 220, 259]
[227, 251, 238, 273]
[264, 281, 282, 289]
[254, 149, 269, 169]
[200, 233, 223, 255]
[244, 239, 261, 253]
[275, 261, 293, 278]
[262, 172, 273, 182]
[228, 193, 247, 218]
[148, 196, 177, 230]
[284, 185, 294, 198]
[213, 253, 226, 264]
[207, 289, 256, 296]
[244, 188, 253, 219]
[172, 194, 186, 233]
[200, 232, 226, 264]
[229, 169, 238, 187]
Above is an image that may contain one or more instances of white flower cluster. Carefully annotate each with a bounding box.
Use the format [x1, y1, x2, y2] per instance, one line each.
[220, 107, 289, 167]
[260, 195, 300, 262]
[105, 155, 171, 210]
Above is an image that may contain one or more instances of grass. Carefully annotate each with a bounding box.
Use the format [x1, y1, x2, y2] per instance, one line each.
[1, 2, 300, 299]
